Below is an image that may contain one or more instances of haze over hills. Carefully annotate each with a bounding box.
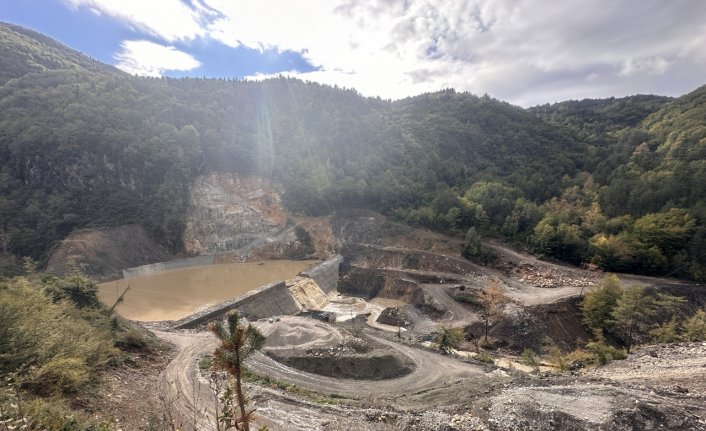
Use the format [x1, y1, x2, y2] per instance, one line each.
[0, 22, 704, 280]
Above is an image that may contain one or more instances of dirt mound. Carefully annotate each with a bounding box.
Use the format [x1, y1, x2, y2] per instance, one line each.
[271, 348, 415, 380]
[498, 260, 596, 288]
[377, 307, 409, 327]
[259, 317, 343, 351]
[342, 243, 479, 276]
[258, 316, 415, 380]
[45, 225, 171, 281]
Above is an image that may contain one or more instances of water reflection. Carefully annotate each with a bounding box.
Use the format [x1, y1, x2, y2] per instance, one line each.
[98, 260, 316, 321]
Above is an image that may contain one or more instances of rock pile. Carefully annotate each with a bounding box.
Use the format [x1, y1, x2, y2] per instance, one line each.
[502, 261, 596, 288]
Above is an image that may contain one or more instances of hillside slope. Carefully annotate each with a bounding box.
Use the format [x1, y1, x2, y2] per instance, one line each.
[0, 23, 704, 280]
[0, 24, 584, 256]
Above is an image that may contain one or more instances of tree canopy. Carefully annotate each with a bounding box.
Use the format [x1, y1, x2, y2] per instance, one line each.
[1, 23, 705, 280]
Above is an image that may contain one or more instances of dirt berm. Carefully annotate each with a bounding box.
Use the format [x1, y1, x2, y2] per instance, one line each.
[258, 316, 415, 380]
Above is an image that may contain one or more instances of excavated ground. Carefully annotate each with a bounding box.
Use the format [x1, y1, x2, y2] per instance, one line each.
[77, 209, 706, 430]
[258, 317, 415, 380]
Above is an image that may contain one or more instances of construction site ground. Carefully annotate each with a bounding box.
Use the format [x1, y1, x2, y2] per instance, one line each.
[89, 211, 705, 430]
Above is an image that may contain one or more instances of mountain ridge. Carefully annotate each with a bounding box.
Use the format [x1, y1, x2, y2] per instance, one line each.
[0, 22, 704, 280]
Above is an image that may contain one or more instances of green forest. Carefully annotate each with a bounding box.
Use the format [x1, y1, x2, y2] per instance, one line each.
[1, 23, 705, 280]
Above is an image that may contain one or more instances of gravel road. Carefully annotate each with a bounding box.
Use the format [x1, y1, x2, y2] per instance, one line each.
[153, 319, 490, 430]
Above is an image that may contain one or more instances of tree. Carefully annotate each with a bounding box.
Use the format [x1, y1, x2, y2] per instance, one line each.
[681, 309, 706, 341]
[43, 255, 100, 309]
[582, 274, 622, 334]
[477, 279, 508, 343]
[461, 227, 497, 265]
[209, 311, 266, 431]
[611, 286, 685, 353]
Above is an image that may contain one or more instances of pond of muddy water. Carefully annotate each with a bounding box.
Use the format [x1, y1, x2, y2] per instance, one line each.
[98, 260, 316, 321]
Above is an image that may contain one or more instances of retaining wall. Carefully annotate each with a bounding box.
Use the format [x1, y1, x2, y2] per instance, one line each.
[172, 280, 300, 329]
[122, 255, 214, 279]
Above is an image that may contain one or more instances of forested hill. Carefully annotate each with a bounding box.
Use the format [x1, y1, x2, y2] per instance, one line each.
[0, 23, 117, 85]
[0, 23, 704, 281]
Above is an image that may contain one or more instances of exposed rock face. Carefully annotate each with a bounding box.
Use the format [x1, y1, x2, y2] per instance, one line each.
[182, 173, 287, 256]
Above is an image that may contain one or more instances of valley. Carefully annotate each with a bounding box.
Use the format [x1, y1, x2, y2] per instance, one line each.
[1, 21, 706, 431]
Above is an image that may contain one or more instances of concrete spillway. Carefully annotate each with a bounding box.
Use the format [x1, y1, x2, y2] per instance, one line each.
[288, 277, 329, 310]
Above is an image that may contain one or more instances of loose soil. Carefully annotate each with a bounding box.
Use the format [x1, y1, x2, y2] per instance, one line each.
[46, 225, 171, 281]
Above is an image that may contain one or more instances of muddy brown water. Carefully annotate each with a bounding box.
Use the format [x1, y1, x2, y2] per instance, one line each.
[98, 260, 316, 321]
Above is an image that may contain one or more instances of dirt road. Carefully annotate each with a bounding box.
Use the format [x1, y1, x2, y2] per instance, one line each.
[154, 321, 490, 430]
[154, 330, 219, 431]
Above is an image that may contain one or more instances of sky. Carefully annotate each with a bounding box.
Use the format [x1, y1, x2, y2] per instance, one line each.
[1, 0, 705, 106]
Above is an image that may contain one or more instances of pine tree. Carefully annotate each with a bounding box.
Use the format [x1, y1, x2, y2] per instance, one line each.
[209, 311, 265, 431]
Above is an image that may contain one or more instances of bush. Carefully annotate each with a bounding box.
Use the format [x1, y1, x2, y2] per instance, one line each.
[520, 348, 539, 368]
[547, 345, 568, 371]
[294, 226, 315, 254]
[681, 309, 706, 341]
[461, 227, 498, 265]
[435, 327, 464, 353]
[649, 318, 680, 344]
[585, 340, 626, 365]
[115, 328, 148, 351]
[452, 292, 479, 305]
[582, 274, 621, 334]
[474, 352, 495, 364]
[479, 336, 495, 349]
[0, 277, 118, 394]
[565, 348, 593, 369]
[26, 357, 90, 395]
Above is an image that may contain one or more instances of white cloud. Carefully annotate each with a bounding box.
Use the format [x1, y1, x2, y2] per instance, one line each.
[63, 0, 208, 41]
[114, 40, 201, 76]
[618, 57, 670, 77]
[65, 0, 706, 105]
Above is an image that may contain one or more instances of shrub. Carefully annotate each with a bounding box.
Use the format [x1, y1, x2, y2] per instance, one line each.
[585, 340, 626, 365]
[474, 352, 495, 364]
[115, 328, 148, 350]
[649, 318, 680, 344]
[681, 309, 706, 341]
[582, 274, 622, 333]
[26, 357, 90, 395]
[520, 348, 539, 368]
[435, 327, 464, 353]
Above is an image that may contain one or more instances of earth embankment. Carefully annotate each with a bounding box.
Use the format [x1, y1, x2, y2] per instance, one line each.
[46, 224, 171, 280]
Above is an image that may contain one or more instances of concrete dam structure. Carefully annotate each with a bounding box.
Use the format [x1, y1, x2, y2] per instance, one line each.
[172, 255, 342, 329]
[123, 255, 215, 279]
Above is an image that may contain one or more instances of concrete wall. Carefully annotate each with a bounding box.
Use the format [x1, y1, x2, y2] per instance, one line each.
[172, 280, 301, 329]
[122, 255, 214, 279]
[299, 254, 342, 294]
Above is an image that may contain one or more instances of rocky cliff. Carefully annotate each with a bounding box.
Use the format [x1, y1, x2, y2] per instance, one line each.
[182, 173, 288, 256]
[182, 172, 335, 260]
